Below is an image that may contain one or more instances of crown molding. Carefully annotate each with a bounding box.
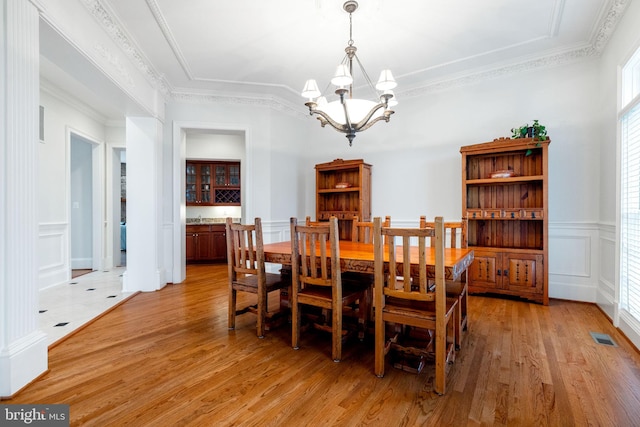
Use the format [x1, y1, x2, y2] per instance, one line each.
[171, 91, 307, 120]
[80, 0, 171, 97]
[401, 0, 630, 98]
[76, 0, 630, 115]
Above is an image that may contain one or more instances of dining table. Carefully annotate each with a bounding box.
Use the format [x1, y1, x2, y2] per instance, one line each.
[262, 240, 474, 281]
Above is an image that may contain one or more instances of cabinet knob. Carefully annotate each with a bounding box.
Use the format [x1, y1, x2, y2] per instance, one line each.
[531, 212, 536, 218]
[497, 269, 501, 276]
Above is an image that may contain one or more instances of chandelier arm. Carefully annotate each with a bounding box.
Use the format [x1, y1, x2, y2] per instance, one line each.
[309, 109, 349, 134]
[356, 113, 393, 133]
[350, 102, 387, 130]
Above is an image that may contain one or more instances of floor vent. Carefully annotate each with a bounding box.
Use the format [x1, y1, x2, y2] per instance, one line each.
[590, 332, 618, 347]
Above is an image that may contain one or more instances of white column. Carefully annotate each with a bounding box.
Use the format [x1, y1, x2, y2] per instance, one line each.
[122, 117, 166, 292]
[0, 0, 48, 397]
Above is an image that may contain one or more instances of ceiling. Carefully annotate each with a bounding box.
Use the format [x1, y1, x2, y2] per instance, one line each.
[41, 0, 626, 120]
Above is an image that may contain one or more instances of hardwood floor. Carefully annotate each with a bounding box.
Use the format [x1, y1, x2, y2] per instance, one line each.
[5, 264, 640, 426]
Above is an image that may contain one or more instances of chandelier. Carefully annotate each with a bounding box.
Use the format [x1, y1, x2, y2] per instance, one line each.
[301, 1, 397, 146]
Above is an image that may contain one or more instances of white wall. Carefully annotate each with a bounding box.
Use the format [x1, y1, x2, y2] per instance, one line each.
[292, 59, 603, 302]
[38, 88, 106, 289]
[596, 0, 640, 347]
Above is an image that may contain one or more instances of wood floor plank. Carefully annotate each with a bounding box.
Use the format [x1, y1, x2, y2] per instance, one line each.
[4, 264, 640, 426]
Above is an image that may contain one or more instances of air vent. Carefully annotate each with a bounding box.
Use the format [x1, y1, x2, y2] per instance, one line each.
[590, 332, 618, 347]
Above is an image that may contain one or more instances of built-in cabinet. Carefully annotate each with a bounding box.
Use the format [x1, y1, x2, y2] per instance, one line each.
[460, 137, 549, 304]
[186, 160, 240, 206]
[186, 224, 227, 263]
[315, 158, 371, 240]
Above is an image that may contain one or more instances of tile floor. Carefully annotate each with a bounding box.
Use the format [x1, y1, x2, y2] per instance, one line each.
[39, 266, 135, 346]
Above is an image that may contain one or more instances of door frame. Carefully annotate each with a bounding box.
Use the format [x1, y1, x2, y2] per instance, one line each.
[67, 127, 104, 272]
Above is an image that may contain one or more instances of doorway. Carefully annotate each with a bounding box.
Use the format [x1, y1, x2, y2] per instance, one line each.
[69, 132, 101, 276]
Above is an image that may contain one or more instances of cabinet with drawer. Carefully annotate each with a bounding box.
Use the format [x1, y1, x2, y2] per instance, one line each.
[461, 137, 550, 304]
[186, 224, 227, 263]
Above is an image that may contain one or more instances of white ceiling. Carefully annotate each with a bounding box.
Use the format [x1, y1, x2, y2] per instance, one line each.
[41, 0, 626, 120]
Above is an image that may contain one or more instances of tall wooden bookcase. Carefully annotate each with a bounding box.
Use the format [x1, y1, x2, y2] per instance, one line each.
[460, 137, 550, 305]
[315, 158, 372, 241]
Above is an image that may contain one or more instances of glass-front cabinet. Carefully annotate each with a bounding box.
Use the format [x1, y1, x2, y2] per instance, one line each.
[187, 160, 240, 206]
[186, 162, 213, 205]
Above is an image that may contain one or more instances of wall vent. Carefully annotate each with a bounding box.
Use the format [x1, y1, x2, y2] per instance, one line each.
[590, 332, 618, 347]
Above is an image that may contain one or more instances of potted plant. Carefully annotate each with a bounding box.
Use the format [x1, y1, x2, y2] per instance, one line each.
[511, 119, 548, 141]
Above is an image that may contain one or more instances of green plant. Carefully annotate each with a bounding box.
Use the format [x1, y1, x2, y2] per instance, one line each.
[511, 119, 548, 141]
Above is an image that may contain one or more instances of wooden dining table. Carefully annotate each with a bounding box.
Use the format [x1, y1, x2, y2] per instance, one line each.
[262, 240, 474, 281]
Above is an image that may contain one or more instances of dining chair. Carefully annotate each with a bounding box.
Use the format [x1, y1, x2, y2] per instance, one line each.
[226, 217, 289, 338]
[290, 216, 368, 362]
[420, 216, 469, 345]
[305, 216, 325, 227]
[351, 215, 391, 244]
[373, 216, 458, 395]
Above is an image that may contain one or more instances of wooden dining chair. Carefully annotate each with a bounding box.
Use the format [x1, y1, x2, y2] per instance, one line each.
[305, 216, 325, 227]
[290, 216, 368, 362]
[226, 217, 288, 338]
[373, 216, 458, 395]
[420, 216, 469, 345]
[351, 215, 391, 244]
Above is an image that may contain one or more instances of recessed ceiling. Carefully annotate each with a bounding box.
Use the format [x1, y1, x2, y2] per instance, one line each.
[41, 0, 627, 120]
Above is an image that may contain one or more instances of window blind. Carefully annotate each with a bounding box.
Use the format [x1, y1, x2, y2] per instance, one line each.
[621, 100, 640, 319]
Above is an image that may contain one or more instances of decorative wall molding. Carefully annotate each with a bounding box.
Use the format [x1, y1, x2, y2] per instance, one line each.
[38, 222, 69, 290]
[171, 91, 307, 120]
[93, 43, 135, 88]
[80, 0, 170, 96]
[78, 0, 631, 115]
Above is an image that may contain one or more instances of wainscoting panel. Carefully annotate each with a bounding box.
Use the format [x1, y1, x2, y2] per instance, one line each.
[597, 223, 616, 320]
[39, 222, 69, 290]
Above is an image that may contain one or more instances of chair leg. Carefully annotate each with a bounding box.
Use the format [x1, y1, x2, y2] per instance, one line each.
[434, 319, 446, 395]
[332, 304, 342, 362]
[358, 289, 371, 340]
[292, 301, 300, 350]
[374, 309, 385, 377]
[228, 288, 236, 331]
[256, 286, 267, 339]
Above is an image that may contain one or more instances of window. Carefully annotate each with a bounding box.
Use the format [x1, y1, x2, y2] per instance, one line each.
[620, 46, 640, 322]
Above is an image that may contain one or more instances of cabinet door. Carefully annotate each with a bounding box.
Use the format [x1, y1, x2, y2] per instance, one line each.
[210, 229, 227, 261]
[502, 253, 543, 295]
[186, 163, 198, 204]
[194, 231, 212, 260]
[469, 251, 500, 290]
[186, 232, 196, 261]
[199, 164, 212, 205]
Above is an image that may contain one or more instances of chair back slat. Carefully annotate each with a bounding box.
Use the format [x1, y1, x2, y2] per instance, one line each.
[291, 219, 338, 289]
[352, 216, 391, 244]
[226, 218, 266, 277]
[377, 221, 440, 301]
[420, 216, 468, 249]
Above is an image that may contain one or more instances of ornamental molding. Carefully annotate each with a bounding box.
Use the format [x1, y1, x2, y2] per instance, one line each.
[78, 0, 630, 114]
[80, 0, 170, 96]
[171, 91, 307, 120]
[93, 43, 135, 89]
[400, 0, 630, 99]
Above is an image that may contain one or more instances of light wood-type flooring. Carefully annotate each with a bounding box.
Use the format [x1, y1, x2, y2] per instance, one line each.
[4, 264, 640, 426]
